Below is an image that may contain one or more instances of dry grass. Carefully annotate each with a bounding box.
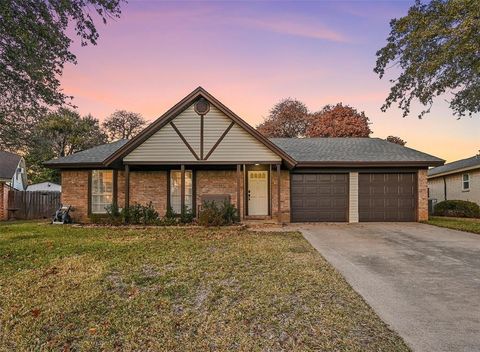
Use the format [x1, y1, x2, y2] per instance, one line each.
[0, 222, 409, 351]
[427, 216, 480, 234]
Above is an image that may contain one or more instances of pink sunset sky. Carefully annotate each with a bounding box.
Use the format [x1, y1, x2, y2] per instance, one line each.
[61, 0, 479, 163]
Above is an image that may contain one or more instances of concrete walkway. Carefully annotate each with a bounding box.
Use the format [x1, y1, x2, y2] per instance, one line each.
[300, 223, 480, 352]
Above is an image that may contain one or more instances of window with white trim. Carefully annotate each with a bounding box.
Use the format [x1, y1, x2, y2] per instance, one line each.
[91, 170, 113, 213]
[462, 173, 470, 191]
[170, 170, 192, 213]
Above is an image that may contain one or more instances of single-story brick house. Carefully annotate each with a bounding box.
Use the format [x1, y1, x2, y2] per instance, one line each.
[428, 155, 480, 206]
[45, 87, 444, 223]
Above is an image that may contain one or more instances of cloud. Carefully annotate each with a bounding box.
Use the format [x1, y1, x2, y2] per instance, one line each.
[235, 16, 348, 43]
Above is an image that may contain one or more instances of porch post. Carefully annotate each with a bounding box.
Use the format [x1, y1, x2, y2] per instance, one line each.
[236, 164, 241, 219]
[243, 164, 247, 218]
[276, 164, 281, 223]
[180, 164, 185, 216]
[124, 164, 130, 210]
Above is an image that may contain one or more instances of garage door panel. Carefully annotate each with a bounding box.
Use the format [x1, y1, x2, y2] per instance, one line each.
[359, 173, 416, 222]
[291, 173, 348, 222]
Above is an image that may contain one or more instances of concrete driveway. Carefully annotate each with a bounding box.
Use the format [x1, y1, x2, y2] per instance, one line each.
[300, 223, 480, 352]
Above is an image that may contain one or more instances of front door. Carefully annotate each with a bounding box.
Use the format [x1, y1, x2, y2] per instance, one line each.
[248, 171, 268, 216]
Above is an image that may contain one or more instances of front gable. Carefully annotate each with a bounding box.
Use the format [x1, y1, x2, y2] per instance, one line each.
[120, 88, 290, 165]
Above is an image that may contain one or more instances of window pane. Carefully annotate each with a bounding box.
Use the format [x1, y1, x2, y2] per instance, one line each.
[170, 170, 193, 213]
[91, 170, 114, 214]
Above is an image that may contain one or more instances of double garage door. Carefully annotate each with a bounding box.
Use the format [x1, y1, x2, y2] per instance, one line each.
[291, 173, 416, 222]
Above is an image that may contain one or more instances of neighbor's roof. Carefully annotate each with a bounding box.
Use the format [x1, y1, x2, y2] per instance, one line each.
[270, 138, 444, 166]
[26, 182, 61, 192]
[428, 155, 480, 178]
[44, 139, 128, 167]
[0, 151, 22, 179]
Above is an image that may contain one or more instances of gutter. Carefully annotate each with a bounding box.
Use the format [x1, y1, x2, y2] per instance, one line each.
[428, 165, 480, 179]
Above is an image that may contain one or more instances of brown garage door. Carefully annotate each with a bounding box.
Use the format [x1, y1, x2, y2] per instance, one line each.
[291, 173, 348, 222]
[359, 173, 416, 222]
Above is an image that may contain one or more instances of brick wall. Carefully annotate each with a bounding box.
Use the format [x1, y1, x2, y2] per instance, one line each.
[60, 167, 293, 223]
[196, 170, 244, 216]
[418, 169, 428, 221]
[61, 170, 89, 223]
[0, 183, 8, 220]
[129, 171, 168, 216]
[271, 170, 290, 223]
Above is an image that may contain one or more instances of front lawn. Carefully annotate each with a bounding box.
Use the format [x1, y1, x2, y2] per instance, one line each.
[427, 216, 480, 234]
[0, 222, 408, 351]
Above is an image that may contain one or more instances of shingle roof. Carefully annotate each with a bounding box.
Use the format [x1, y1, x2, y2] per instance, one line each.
[44, 139, 128, 166]
[428, 155, 480, 177]
[0, 151, 22, 179]
[270, 138, 444, 165]
[45, 137, 444, 168]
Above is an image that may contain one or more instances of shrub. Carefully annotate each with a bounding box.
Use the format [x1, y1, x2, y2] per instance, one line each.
[198, 200, 239, 227]
[198, 201, 224, 227]
[434, 200, 480, 218]
[179, 206, 195, 224]
[105, 203, 123, 225]
[157, 206, 178, 226]
[221, 200, 240, 225]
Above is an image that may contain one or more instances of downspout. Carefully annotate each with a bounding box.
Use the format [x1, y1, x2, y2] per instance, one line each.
[443, 176, 447, 201]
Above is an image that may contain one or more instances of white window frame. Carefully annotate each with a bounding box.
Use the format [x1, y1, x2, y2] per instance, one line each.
[91, 170, 114, 214]
[462, 173, 470, 191]
[170, 170, 193, 214]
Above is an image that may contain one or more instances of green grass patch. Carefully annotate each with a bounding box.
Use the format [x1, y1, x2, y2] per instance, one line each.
[426, 216, 480, 234]
[0, 222, 409, 351]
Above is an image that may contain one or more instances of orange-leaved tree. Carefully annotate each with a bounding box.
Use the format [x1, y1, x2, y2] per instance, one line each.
[256, 98, 310, 138]
[306, 103, 372, 137]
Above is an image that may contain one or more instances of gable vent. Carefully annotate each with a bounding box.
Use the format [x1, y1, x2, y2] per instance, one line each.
[194, 98, 210, 116]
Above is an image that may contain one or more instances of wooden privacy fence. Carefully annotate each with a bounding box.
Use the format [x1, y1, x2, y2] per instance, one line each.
[7, 190, 61, 220]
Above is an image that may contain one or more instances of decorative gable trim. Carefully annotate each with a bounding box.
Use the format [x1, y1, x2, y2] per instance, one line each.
[105, 87, 296, 167]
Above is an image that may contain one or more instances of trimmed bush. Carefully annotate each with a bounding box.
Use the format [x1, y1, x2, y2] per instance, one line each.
[198, 200, 240, 227]
[434, 200, 480, 218]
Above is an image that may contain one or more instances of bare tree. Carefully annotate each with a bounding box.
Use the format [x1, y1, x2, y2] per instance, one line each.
[386, 135, 407, 146]
[103, 110, 147, 141]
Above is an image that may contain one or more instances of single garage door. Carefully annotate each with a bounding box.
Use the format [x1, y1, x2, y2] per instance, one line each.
[359, 173, 416, 222]
[291, 173, 348, 222]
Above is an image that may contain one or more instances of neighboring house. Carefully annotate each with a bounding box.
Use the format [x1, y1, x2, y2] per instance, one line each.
[428, 155, 480, 206]
[0, 151, 27, 220]
[26, 182, 62, 192]
[0, 151, 27, 191]
[45, 87, 444, 223]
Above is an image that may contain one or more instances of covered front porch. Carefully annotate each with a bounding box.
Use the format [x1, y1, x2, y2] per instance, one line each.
[121, 162, 289, 223]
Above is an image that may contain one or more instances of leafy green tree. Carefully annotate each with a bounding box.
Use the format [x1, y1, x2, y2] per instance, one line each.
[0, 0, 124, 150]
[25, 108, 106, 183]
[103, 110, 147, 141]
[38, 108, 106, 157]
[375, 0, 480, 118]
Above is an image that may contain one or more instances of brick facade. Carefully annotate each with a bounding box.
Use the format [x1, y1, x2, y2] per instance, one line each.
[196, 170, 244, 216]
[61, 170, 89, 223]
[61, 167, 429, 224]
[129, 171, 168, 216]
[271, 170, 291, 223]
[61, 167, 292, 223]
[417, 169, 428, 221]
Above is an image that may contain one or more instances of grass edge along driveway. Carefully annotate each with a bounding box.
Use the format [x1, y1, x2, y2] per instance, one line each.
[0, 222, 409, 351]
[426, 216, 480, 234]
